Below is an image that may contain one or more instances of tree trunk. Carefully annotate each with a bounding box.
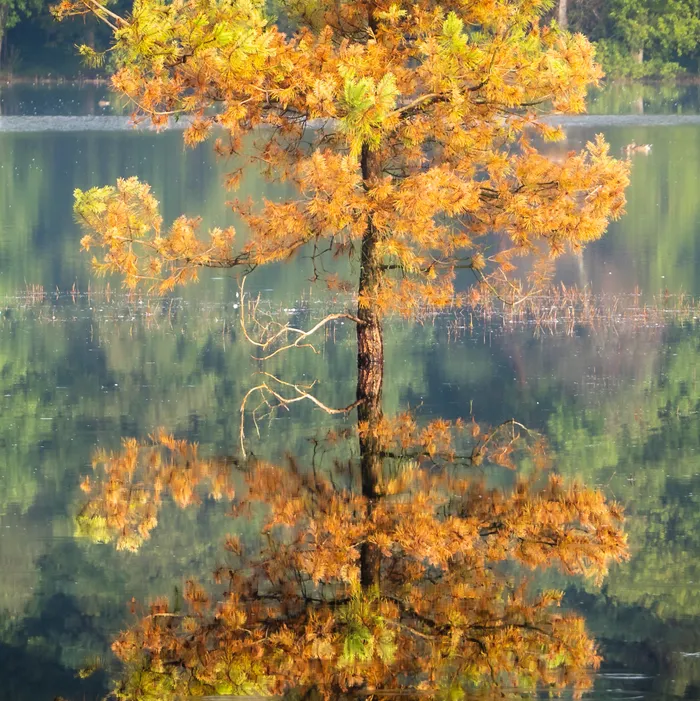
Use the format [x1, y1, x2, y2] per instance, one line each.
[634, 47, 644, 64]
[357, 143, 384, 591]
[558, 0, 568, 29]
[358, 383, 383, 590]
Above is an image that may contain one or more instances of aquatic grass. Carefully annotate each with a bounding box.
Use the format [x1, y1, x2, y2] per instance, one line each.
[4, 282, 700, 338]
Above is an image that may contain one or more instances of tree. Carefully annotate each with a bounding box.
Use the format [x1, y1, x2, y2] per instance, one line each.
[577, 0, 700, 74]
[77, 415, 628, 699]
[558, 0, 569, 29]
[0, 0, 42, 69]
[55, 5, 631, 693]
[58, 0, 629, 373]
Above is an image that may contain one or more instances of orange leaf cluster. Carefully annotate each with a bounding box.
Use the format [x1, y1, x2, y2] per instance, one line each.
[77, 414, 627, 698]
[62, 0, 629, 313]
[75, 178, 242, 292]
[75, 429, 235, 551]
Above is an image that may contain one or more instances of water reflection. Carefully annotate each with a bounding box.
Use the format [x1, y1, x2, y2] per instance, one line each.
[1, 296, 698, 700]
[0, 116, 183, 131]
[2, 87, 700, 301]
[74, 349, 627, 698]
[4, 81, 700, 699]
[587, 83, 700, 116]
[76, 432, 237, 552]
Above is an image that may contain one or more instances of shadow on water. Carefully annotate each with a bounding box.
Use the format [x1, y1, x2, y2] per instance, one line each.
[0, 634, 106, 701]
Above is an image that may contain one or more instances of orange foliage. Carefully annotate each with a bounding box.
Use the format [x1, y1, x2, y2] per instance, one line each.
[60, 0, 630, 312]
[78, 417, 627, 698]
[75, 430, 235, 551]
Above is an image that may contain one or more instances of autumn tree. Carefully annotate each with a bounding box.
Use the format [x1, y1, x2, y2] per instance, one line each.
[57, 0, 628, 376]
[58, 3, 630, 586]
[77, 416, 628, 699]
[60, 9, 630, 694]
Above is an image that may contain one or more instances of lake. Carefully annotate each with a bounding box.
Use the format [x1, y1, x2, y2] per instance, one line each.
[1, 82, 700, 700]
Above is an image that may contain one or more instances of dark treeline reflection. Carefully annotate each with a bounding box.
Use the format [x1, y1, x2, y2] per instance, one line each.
[75, 393, 627, 699]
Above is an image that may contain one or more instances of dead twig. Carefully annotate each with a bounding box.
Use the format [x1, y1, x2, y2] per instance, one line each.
[239, 372, 363, 457]
[239, 275, 362, 360]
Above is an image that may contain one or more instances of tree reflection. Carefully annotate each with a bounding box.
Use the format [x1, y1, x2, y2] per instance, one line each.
[78, 403, 627, 699]
[76, 430, 237, 552]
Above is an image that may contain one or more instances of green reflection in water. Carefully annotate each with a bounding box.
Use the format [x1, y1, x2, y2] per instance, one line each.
[587, 83, 700, 116]
[70, 389, 625, 699]
[0, 302, 698, 699]
[549, 121, 700, 298]
[3, 86, 700, 700]
[2, 118, 700, 303]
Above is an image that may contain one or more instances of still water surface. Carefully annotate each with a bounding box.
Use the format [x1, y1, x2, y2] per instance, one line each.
[1, 84, 700, 699]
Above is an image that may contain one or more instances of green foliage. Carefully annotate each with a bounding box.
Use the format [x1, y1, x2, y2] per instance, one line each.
[595, 39, 682, 78]
[117, 667, 179, 701]
[4, 0, 700, 78]
[0, 0, 43, 53]
[77, 44, 107, 68]
[3, 0, 131, 77]
[120, 652, 274, 699]
[583, 0, 700, 78]
[340, 72, 398, 158]
[336, 591, 396, 668]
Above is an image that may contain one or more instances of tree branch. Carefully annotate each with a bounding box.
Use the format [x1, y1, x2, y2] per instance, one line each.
[238, 275, 362, 360]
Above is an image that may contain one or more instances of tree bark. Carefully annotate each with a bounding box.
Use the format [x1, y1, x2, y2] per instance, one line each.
[634, 47, 644, 64]
[358, 385, 383, 589]
[357, 3, 384, 592]
[558, 0, 568, 29]
[357, 143, 384, 591]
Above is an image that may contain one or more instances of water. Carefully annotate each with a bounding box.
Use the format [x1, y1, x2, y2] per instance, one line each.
[1, 84, 700, 699]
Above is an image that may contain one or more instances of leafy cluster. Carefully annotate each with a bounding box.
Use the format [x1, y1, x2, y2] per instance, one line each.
[78, 417, 628, 699]
[61, 0, 629, 312]
[563, 0, 700, 78]
[75, 177, 241, 292]
[76, 430, 236, 551]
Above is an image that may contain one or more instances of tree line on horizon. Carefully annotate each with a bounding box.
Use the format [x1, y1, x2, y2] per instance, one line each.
[2, 0, 700, 80]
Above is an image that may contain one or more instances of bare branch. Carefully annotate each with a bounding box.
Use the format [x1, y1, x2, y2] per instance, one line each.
[82, 0, 128, 25]
[391, 93, 447, 119]
[470, 266, 542, 308]
[238, 276, 362, 360]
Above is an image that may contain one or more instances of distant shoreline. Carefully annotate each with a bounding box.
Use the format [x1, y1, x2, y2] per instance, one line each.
[0, 75, 109, 86]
